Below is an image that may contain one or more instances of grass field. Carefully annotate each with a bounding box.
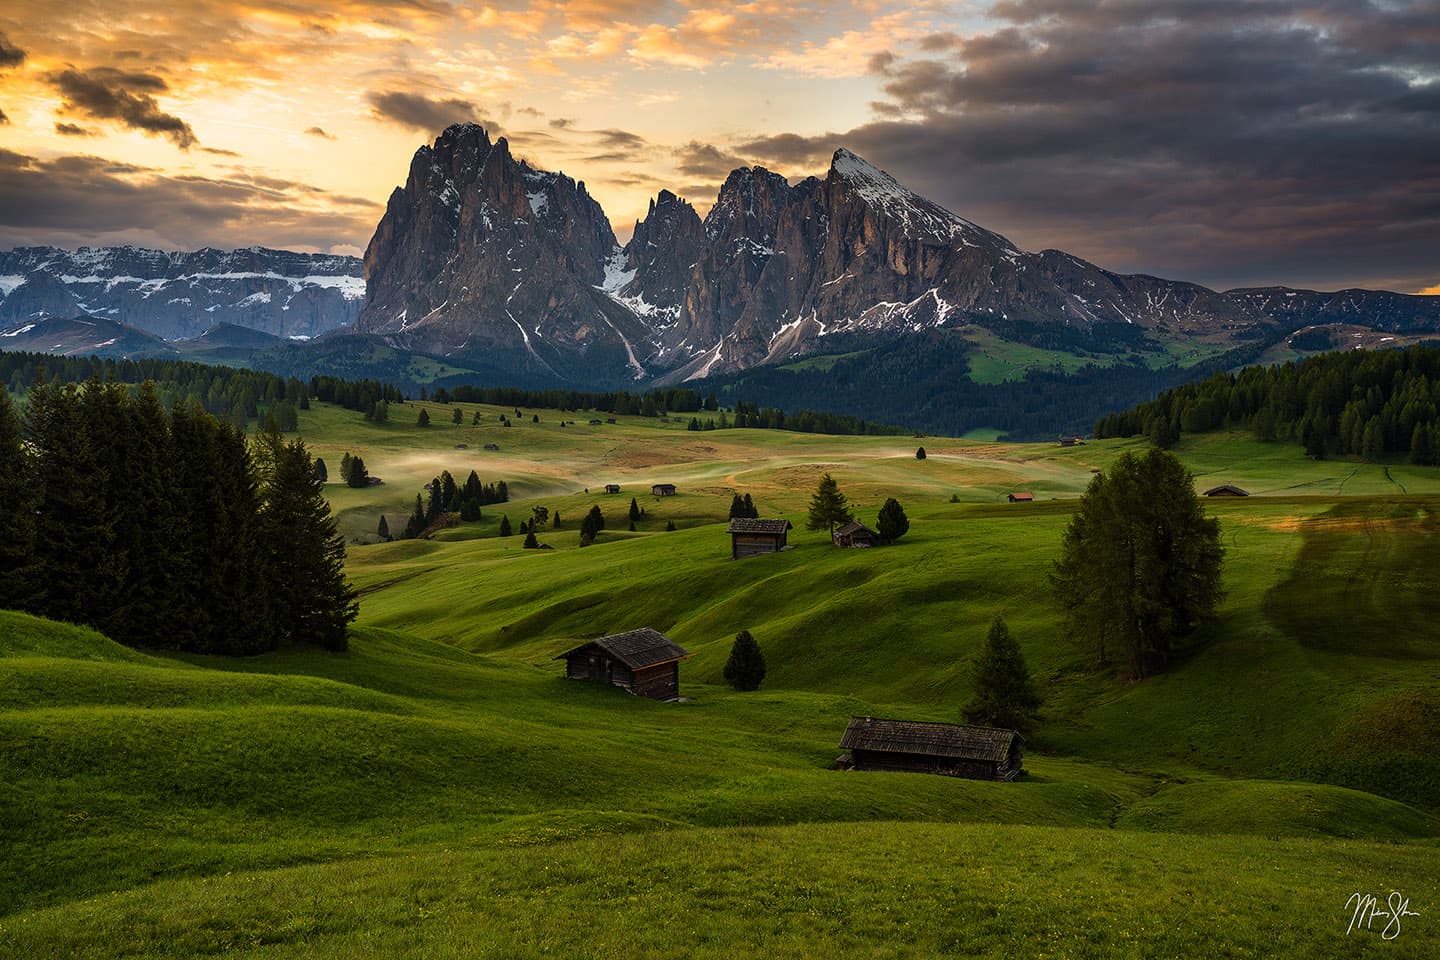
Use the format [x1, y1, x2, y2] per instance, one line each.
[4, 399, 1439, 957]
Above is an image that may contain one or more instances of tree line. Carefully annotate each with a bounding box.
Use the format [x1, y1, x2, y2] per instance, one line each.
[1093, 344, 1440, 462]
[0, 380, 356, 653]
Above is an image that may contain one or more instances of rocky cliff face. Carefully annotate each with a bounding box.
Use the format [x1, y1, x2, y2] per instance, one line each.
[357, 126, 1440, 385]
[0, 246, 362, 340]
[357, 123, 651, 383]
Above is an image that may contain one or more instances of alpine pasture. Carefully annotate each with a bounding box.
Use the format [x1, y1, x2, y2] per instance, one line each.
[3, 398, 1438, 958]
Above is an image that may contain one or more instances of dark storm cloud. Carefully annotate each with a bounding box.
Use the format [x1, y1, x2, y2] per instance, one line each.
[748, 0, 1440, 292]
[365, 90, 491, 133]
[48, 68, 198, 149]
[673, 140, 748, 178]
[304, 126, 337, 140]
[55, 122, 96, 136]
[0, 31, 24, 68]
[0, 148, 381, 251]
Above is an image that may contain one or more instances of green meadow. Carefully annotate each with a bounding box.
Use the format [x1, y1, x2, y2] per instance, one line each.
[3, 398, 1439, 957]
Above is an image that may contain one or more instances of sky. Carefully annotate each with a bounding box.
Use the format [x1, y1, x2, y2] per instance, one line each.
[0, 0, 1436, 294]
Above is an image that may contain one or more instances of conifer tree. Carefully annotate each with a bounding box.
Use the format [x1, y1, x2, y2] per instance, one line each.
[805, 472, 852, 536]
[729, 493, 745, 519]
[915, 446, 927, 460]
[962, 617, 1042, 733]
[255, 428, 356, 651]
[346, 455, 369, 488]
[499, 514, 513, 537]
[0, 388, 36, 608]
[723, 629, 767, 691]
[378, 515, 391, 540]
[877, 497, 909, 543]
[405, 494, 426, 538]
[417, 408, 430, 427]
[742, 493, 757, 518]
[629, 497, 641, 523]
[523, 530, 539, 549]
[552, 510, 561, 529]
[314, 457, 328, 483]
[452, 407, 463, 425]
[340, 451, 354, 484]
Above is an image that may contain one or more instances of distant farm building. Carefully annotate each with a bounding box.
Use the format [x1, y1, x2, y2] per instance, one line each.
[454, 443, 468, 449]
[1058, 436, 1086, 447]
[652, 483, 677, 496]
[483, 443, 500, 451]
[833, 520, 879, 548]
[728, 518, 793, 559]
[589, 419, 603, 425]
[1007, 492, 1034, 503]
[604, 484, 621, 494]
[1203, 484, 1250, 497]
[606, 417, 617, 424]
[555, 628, 693, 700]
[835, 717, 1024, 781]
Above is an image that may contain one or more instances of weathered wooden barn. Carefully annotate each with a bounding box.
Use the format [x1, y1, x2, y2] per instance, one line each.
[1007, 492, 1034, 503]
[652, 483, 677, 496]
[832, 520, 879, 547]
[727, 518, 793, 558]
[835, 717, 1024, 781]
[1203, 484, 1250, 497]
[604, 483, 621, 494]
[555, 628, 693, 700]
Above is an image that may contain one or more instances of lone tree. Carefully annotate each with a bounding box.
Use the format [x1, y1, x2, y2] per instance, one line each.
[915, 446, 927, 460]
[876, 497, 909, 543]
[498, 514, 513, 537]
[805, 472, 852, 536]
[417, 408, 431, 427]
[1051, 449, 1224, 678]
[579, 504, 605, 546]
[522, 530, 539, 549]
[377, 515, 390, 540]
[723, 629, 767, 691]
[345, 455, 369, 488]
[452, 407, 463, 425]
[313, 457, 328, 483]
[629, 497, 641, 523]
[962, 617, 1042, 734]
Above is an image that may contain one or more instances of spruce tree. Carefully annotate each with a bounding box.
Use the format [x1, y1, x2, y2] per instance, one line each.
[523, 530, 539, 549]
[314, 457, 328, 483]
[962, 617, 1042, 734]
[723, 629, 767, 691]
[729, 493, 745, 519]
[417, 408, 430, 427]
[629, 497, 641, 523]
[340, 451, 354, 484]
[0, 388, 36, 608]
[915, 446, 927, 460]
[742, 493, 756, 518]
[346, 455, 369, 488]
[378, 515, 391, 540]
[499, 514, 513, 537]
[805, 472, 852, 536]
[452, 407, 463, 425]
[255, 428, 357, 651]
[877, 497, 909, 543]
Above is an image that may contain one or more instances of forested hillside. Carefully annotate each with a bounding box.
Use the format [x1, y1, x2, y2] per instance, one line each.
[1095, 345, 1440, 461]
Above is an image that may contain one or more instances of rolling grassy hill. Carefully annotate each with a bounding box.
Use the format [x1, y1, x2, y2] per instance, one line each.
[3, 400, 1439, 957]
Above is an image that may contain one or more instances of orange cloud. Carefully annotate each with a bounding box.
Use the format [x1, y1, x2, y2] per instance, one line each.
[1417, 285, 1440, 296]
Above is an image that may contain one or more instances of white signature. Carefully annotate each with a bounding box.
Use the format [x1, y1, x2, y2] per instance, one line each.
[1346, 891, 1420, 940]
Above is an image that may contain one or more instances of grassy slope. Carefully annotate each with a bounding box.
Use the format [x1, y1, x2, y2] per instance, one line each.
[4, 403, 1440, 956]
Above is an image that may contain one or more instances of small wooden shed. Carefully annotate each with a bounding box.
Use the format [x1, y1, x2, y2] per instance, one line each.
[833, 520, 879, 548]
[835, 717, 1024, 781]
[1007, 492, 1034, 503]
[483, 443, 500, 451]
[652, 483, 677, 496]
[728, 518, 792, 559]
[1203, 484, 1250, 497]
[555, 628, 693, 700]
[604, 483, 621, 494]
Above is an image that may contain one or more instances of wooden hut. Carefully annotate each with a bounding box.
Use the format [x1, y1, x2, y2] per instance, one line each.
[1203, 484, 1250, 497]
[1007, 492, 1034, 503]
[652, 483, 677, 496]
[483, 443, 500, 451]
[834, 717, 1024, 781]
[555, 628, 693, 700]
[604, 483, 621, 494]
[728, 518, 792, 558]
[832, 520, 879, 548]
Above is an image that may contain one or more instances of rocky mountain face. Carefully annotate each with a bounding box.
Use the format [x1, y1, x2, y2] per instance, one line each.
[0, 246, 363, 341]
[357, 123, 652, 383]
[350, 125, 1440, 384]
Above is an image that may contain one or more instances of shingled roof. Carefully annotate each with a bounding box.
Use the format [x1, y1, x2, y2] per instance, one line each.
[555, 628, 692, 670]
[834, 520, 878, 537]
[727, 518, 793, 534]
[838, 717, 1021, 763]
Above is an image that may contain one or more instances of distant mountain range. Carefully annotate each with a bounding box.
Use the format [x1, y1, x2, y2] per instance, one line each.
[0, 246, 362, 341]
[355, 123, 1440, 385]
[3, 123, 1439, 435]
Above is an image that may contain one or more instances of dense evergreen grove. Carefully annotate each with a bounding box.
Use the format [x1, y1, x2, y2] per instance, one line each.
[1094, 345, 1440, 462]
[400, 470, 509, 537]
[0, 350, 402, 429]
[0, 378, 356, 652]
